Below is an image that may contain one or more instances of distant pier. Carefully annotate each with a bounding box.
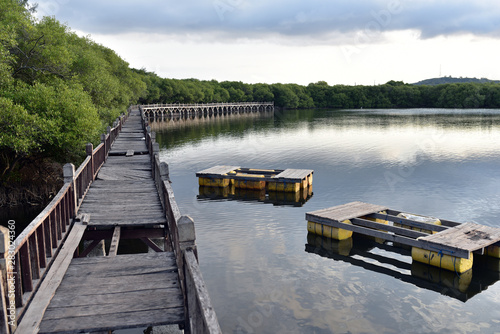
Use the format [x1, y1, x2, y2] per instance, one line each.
[141, 102, 274, 118]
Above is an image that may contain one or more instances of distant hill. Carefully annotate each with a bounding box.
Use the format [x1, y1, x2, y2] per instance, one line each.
[413, 77, 500, 86]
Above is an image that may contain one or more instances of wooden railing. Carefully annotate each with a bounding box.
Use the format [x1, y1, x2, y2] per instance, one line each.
[0, 110, 129, 333]
[143, 107, 221, 334]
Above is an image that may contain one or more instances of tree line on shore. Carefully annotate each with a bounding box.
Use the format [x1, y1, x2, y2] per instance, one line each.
[138, 74, 500, 110]
[2, 0, 500, 189]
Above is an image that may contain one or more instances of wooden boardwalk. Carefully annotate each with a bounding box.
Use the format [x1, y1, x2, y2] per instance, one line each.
[2, 107, 220, 334]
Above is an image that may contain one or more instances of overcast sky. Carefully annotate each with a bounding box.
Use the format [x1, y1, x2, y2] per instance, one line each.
[33, 0, 500, 85]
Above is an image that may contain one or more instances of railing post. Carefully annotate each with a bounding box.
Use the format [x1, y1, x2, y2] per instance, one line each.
[0, 226, 12, 333]
[152, 143, 160, 178]
[63, 163, 77, 216]
[178, 216, 197, 257]
[153, 143, 160, 156]
[160, 162, 170, 182]
[86, 143, 94, 181]
[100, 133, 106, 158]
[146, 126, 151, 152]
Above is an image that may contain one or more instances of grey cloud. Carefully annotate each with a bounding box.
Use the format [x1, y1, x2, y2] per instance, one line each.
[35, 0, 500, 41]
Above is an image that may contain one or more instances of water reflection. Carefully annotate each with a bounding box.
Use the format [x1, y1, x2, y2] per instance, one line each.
[151, 111, 274, 150]
[156, 109, 500, 333]
[306, 233, 500, 303]
[197, 185, 313, 207]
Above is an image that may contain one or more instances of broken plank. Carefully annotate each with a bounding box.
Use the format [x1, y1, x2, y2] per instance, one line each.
[108, 226, 121, 257]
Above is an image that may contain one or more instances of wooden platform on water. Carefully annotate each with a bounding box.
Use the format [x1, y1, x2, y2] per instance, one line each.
[196, 165, 313, 192]
[306, 201, 500, 262]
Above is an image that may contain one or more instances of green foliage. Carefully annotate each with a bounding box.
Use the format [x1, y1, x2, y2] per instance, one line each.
[0, 1, 145, 182]
[5, 80, 101, 161]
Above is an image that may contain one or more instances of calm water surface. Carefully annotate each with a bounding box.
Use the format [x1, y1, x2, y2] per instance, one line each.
[154, 109, 500, 334]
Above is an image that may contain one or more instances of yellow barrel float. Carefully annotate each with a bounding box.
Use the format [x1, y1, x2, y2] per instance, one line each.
[233, 173, 266, 190]
[395, 212, 441, 234]
[199, 177, 230, 187]
[307, 220, 353, 240]
[267, 181, 301, 192]
[411, 247, 473, 273]
[307, 233, 353, 256]
[485, 244, 500, 258]
[411, 261, 472, 293]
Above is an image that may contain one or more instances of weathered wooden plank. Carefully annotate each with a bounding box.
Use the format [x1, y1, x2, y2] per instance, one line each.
[86, 180, 155, 188]
[87, 222, 167, 228]
[419, 222, 500, 251]
[87, 181, 157, 188]
[97, 169, 153, 179]
[273, 169, 313, 180]
[196, 165, 240, 176]
[84, 213, 166, 220]
[44, 288, 183, 314]
[53, 272, 178, 291]
[105, 155, 150, 162]
[78, 203, 163, 210]
[82, 189, 158, 196]
[15, 223, 87, 334]
[108, 226, 121, 257]
[38, 308, 184, 333]
[64, 252, 176, 271]
[351, 218, 428, 239]
[98, 164, 152, 171]
[307, 201, 388, 223]
[367, 212, 448, 233]
[79, 206, 164, 214]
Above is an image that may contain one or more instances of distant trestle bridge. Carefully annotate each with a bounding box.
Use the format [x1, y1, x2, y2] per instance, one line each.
[141, 102, 274, 118]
